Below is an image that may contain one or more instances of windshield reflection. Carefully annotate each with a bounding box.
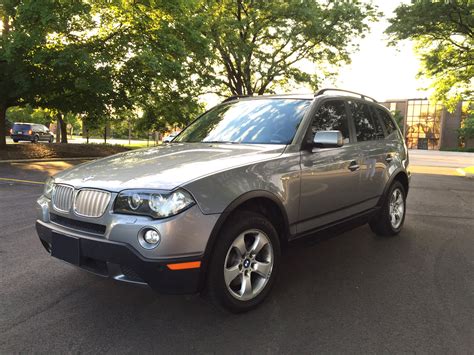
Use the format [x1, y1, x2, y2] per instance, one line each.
[175, 99, 311, 145]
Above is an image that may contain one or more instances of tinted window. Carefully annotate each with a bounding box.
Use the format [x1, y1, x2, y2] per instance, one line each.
[312, 100, 350, 143]
[12, 124, 32, 131]
[376, 108, 397, 135]
[175, 99, 311, 144]
[349, 101, 384, 141]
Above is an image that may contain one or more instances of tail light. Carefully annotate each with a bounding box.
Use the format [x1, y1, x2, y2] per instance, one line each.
[10, 128, 12, 134]
[28, 129, 33, 135]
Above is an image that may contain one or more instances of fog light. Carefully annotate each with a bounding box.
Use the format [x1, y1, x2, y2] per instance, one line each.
[144, 229, 160, 244]
[138, 228, 161, 249]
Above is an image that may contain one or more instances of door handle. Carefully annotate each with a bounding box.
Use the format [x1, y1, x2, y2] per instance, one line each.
[348, 161, 360, 172]
[385, 154, 393, 163]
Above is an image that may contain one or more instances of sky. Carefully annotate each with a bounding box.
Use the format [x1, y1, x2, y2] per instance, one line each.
[317, 0, 431, 101]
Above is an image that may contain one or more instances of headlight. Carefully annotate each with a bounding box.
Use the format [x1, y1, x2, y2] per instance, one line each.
[44, 177, 54, 199]
[114, 189, 195, 219]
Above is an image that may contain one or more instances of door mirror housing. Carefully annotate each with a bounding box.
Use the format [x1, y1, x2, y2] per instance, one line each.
[313, 130, 344, 148]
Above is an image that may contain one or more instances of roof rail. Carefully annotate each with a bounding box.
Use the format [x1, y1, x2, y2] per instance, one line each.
[315, 88, 377, 103]
[221, 94, 252, 103]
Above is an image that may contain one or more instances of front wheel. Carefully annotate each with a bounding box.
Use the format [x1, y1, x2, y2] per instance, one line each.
[369, 181, 406, 236]
[206, 211, 280, 313]
[31, 135, 39, 143]
[49, 136, 54, 143]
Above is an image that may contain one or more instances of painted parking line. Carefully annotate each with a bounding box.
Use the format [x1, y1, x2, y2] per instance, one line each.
[0, 177, 44, 185]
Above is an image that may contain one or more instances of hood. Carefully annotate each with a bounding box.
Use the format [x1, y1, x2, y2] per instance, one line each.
[53, 143, 286, 191]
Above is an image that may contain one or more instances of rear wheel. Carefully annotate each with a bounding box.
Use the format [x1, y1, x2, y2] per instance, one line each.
[369, 181, 406, 236]
[13, 139, 18, 143]
[206, 211, 280, 313]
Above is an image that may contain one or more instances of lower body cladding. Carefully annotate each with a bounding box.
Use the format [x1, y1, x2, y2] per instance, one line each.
[36, 222, 202, 294]
[35, 200, 220, 294]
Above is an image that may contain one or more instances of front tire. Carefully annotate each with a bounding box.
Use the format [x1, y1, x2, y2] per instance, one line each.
[206, 211, 280, 313]
[369, 181, 406, 236]
[32, 135, 39, 143]
[13, 139, 18, 143]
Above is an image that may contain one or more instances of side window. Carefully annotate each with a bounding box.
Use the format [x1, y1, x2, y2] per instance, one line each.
[376, 108, 397, 135]
[349, 101, 383, 141]
[312, 100, 350, 143]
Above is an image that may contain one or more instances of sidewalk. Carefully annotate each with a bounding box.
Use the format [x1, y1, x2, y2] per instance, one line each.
[409, 149, 474, 177]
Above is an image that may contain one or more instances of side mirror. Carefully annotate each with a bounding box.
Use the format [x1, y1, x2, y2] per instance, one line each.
[313, 130, 344, 148]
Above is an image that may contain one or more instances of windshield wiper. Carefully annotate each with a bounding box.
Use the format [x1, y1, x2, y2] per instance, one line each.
[201, 141, 240, 144]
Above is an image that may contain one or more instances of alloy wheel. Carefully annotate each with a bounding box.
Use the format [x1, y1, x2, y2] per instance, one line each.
[389, 187, 405, 229]
[223, 229, 274, 301]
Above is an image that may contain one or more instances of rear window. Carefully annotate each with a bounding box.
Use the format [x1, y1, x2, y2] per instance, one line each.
[12, 124, 32, 131]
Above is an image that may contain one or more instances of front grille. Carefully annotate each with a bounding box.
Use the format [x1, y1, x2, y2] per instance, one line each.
[50, 213, 106, 235]
[74, 189, 111, 217]
[52, 184, 74, 212]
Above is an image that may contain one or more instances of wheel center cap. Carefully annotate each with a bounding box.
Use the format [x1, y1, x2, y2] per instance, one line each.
[243, 259, 251, 268]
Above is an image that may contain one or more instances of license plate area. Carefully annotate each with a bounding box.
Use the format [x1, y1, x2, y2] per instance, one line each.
[51, 232, 80, 265]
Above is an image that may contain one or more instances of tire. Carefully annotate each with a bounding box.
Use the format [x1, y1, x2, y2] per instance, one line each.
[49, 136, 53, 143]
[369, 180, 406, 236]
[205, 210, 281, 313]
[13, 139, 18, 143]
[32, 135, 39, 143]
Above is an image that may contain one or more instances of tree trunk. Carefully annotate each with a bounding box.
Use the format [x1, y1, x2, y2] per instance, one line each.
[0, 103, 7, 148]
[60, 116, 68, 143]
[103, 126, 107, 144]
[56, 116, 61, 143]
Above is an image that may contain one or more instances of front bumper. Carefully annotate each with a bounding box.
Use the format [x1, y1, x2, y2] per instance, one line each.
[36, 221, 201, 294]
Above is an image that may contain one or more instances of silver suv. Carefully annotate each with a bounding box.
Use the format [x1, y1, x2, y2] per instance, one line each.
[36, 89, 410, 312]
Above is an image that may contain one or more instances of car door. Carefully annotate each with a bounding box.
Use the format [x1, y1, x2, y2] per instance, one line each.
[297, 99, 362, 234]
[347, 100, 388, 206]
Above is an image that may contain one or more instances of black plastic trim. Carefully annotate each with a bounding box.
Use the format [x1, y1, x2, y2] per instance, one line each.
[36, 221, 201, 294]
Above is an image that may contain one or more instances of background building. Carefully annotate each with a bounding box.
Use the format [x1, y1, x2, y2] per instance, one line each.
[382, 99, 466, 150]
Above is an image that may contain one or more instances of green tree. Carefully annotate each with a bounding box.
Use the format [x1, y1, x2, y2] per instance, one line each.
[194, 0, 378, 95]
[386, 1, 473, 111]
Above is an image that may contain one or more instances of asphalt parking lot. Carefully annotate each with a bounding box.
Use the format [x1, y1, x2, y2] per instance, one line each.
[0, 157, 473, 353]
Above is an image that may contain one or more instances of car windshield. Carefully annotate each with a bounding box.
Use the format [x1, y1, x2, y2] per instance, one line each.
[174, 98, 311, 144]
[13, 124, 31, 130]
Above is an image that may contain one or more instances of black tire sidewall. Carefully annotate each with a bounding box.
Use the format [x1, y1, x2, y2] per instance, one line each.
[207, 211, 281, 313]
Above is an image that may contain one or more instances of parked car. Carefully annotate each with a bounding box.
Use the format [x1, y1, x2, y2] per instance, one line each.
[36, 89, 410, 312]
[162, 132, 179, 143]
[10, 122, 54, 143]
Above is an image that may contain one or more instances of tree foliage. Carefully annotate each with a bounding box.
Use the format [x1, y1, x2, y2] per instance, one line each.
[195, 0, 378, 95]
[0, 0, 378, 146]
[386, 0, 473, 111]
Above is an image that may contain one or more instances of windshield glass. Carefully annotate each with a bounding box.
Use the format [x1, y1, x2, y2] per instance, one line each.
[174, 99, 311, 144]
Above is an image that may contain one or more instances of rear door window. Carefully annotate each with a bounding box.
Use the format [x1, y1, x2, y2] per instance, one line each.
[349, 101, 384, 141]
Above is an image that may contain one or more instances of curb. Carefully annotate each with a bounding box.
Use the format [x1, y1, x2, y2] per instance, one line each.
[0, 157, 96, 164]
[456, 168, 474, 178]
